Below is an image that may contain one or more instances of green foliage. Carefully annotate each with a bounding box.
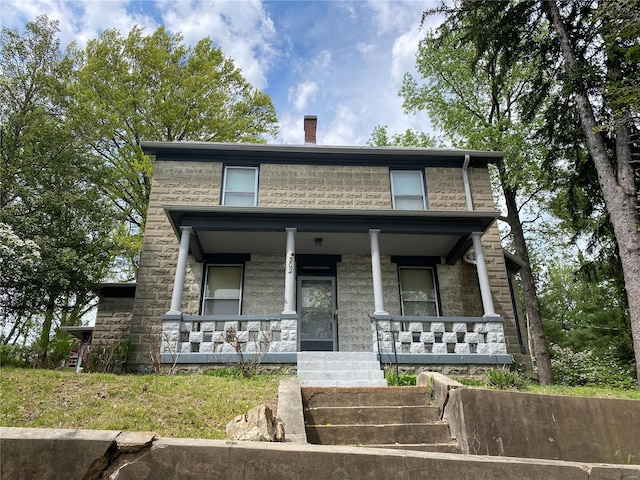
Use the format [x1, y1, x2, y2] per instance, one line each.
[550, 344, 637, 390]
[1, 16, 117, 362]
[483, 367, 530, 390]
[0, 345, 35, 368]
[368, 125, 436, 148]
[70, 25, 279, 277]
[83, 339, 132, 374]
[384, 371, 417, 386]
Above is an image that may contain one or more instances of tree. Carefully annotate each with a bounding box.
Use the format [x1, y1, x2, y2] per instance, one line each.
[1, 16, 117, 365]
[70, 27, 279, 277]
[394, 22, 555, 383]
[426, 0, 639, 384]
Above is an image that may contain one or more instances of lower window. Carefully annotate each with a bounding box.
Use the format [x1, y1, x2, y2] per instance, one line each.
[398, 267, 439, 316]
[202, 265, 242, 315]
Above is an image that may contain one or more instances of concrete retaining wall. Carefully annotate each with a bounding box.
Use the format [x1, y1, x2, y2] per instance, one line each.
[419, 372, 640, 465]
[2, 427, 640, 480]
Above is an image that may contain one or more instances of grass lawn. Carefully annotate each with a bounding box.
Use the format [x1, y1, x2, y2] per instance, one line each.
[0, 368, 283, 439]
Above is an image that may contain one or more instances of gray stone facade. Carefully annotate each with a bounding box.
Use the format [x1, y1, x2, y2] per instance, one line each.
[95, 144, 529, 370]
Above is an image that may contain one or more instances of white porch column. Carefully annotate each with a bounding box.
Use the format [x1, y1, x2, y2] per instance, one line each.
[471, 232, 498, 317]
[369, 229, 388, 316]
[282, 228, 297, 315]
[168, 226, 193, 315]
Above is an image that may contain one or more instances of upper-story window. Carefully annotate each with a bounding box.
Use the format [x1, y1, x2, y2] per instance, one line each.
[222, 166, 258, 206]
[390, 170, 427, 210]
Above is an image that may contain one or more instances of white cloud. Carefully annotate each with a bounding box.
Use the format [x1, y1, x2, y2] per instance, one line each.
[157, 0, 277, 90]
[356, 42, 376, 55]
[288, 81, 319, 112]
[391, 28, 422, 84]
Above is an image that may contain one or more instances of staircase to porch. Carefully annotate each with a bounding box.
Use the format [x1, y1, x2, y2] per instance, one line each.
[296, 352, 387, 387]
[301, 386, 461, 453]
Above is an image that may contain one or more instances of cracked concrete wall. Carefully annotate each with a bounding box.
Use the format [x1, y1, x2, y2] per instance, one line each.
[2, 427, 640, 479]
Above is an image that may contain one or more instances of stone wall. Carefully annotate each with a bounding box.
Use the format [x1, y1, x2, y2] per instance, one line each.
[93, 296, 135, 347]
[127, 158, 520, 368]
[259, 164, 391, 209]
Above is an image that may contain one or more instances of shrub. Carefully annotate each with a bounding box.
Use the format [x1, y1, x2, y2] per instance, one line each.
[0, 344, 34, 367]
[483, 366, 529, 390]
[385, 370, 417, 386]
[550, 344, 637, 389]
[83, 339, 131, 373]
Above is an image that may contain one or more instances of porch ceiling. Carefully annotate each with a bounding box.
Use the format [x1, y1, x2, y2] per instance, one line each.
[163, 205, 500, 265]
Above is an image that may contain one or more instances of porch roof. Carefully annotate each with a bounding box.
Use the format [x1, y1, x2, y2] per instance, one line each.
[163, 205, 499, 265]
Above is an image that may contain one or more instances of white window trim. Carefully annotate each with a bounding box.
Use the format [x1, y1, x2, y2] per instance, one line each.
[201, 264, 244, 315]
[398, 266, 439, 317]
[390, 170, 427, 210]
[222, 166, 259, 206]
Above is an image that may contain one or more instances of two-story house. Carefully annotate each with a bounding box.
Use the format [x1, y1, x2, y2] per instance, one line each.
[93, 117, 528, 374]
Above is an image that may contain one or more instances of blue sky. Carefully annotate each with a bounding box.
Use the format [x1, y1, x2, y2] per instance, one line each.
[1, 0, 444, 145]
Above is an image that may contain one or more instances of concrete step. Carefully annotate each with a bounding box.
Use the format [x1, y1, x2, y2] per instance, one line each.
[301, 387, 431, 408]
[365, 442, 461, 454]
[297, 352, 378, 362]
[304, 405, 440, 425]
[297, 370, 385, 381]
[297, 360, 382, 371]
[305, 422, 453, 445]
[299, 379, 389, 387]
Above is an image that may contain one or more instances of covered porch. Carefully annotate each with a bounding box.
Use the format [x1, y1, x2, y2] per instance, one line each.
[159, 206, 512, 366]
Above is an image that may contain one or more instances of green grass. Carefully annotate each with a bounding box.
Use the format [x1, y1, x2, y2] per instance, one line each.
[0, 367, 282, 439]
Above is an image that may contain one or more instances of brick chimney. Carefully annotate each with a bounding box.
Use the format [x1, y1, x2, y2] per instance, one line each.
[304, 115, 317, 144]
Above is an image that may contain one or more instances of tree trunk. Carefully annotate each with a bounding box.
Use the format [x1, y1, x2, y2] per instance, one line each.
[546, 0, 640, 384]
[503, 182, 555, 384]
[35, 304, 54, 368]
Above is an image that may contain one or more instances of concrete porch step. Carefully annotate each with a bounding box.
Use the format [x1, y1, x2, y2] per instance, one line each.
[296, 351, 386, 387]
[304, 405, 440, 425]
[305, 422, 453, 445]
[298, 379, 388, 387]
[301, 387, 431, 408]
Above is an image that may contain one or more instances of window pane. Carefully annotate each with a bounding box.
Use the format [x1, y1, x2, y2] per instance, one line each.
[223, 167, 257, 206]
[400, 269, 435, 301]
[206, 266, 241, 299]
[224, 193, 256, 206]
[203, 299, 240, 315]
[403, 301, 437, 316]
[394, 197, 425, 210]
[392, 171, 423, 195]
[226, 168, 256, 192]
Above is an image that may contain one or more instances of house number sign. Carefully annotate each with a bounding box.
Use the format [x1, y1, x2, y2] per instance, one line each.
[287, 253, 295, 274]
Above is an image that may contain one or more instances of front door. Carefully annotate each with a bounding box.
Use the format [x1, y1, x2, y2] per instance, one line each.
[298, 276, 336, 351]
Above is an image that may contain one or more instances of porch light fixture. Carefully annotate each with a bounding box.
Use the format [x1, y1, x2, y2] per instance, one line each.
[314, 237, 323, 248]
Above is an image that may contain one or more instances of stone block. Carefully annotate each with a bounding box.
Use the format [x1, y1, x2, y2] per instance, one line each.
[474, 323, 488, 334]
[486, 332, 504, 343]
[431, 343, 447, 354]
[464, 332, 481, 343]
[486, 322, 504, 333]
[247, 321, 261, 332]
[408, 322, 423, 332]
[201, 322, 215, 331]
[163, 321, 180, 332]
[376, 320, 391, 331]
[281, 319, 297, 331]
[410, 343, 425, 354]
[189, 332, 203, 343]
[430, 322, 445, 332]
[270, 320, 281, 331]
[452, 322, 468, 333]
[236, 331, 249, 343]
[279, 341, 297, 352]
[224, 321, 239, 331]
[454, 343, 471, 354]
[442, 332, 458, 344]
[200, 342, 214, 353]
[420, 332, 435, 343]
[398, 332, 412, 343]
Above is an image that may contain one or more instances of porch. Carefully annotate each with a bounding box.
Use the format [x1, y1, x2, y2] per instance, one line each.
[159, 206, 512, 366]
